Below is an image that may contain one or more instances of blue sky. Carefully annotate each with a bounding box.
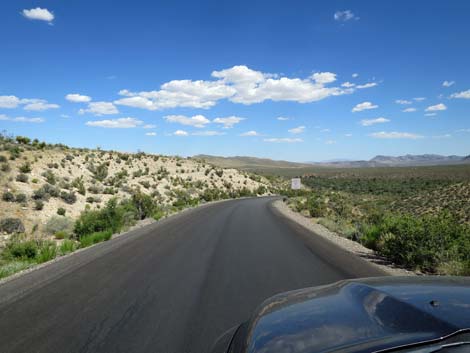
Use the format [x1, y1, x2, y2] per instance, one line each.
[0, 0, 469, 162]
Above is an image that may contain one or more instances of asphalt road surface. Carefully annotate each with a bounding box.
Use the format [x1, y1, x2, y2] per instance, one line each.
[0, 197, 386, 353]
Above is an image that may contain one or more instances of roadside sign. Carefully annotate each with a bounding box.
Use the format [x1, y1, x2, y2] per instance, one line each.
[291, 178, 301, 190]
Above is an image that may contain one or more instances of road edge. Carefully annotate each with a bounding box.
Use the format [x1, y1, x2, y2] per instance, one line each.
[270, 199, 417, 276]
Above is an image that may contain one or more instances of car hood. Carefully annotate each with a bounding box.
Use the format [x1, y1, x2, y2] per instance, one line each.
[240, 276, 470, 353]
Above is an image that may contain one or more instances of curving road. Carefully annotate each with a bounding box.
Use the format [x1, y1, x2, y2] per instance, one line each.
[0, 197, 386, 353]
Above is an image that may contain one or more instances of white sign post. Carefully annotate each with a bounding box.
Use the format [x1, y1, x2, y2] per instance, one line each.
[291, 178, 301, 190]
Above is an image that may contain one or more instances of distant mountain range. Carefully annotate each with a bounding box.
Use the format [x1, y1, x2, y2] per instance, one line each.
[194, 154, 470, 171]
[310, 154, 470, 167]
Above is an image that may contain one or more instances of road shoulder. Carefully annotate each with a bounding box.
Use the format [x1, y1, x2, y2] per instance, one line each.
[271, 199, 416, 276]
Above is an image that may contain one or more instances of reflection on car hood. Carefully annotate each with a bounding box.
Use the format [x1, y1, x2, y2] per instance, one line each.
[244, 276, 470, 353]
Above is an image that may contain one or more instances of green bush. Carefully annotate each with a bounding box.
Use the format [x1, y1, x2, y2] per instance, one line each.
[42, 170, 56, 185]
[2, 191, 15, 202]
[3, 241, 37, 260]
[307, 196, 326, 217]
[54, 231, 68, 239]
[60, 191, 77, 204]
[15, 193, 27, 203]
[57, 207, 66, 216]
[37, 242, 57, 263]
[59, 240, 77, 255]
[18, 162, 32, 173]
[34, 200, 44, 210]
[16, 173, 29, 183]
[79, 230, 113, 248]
[1, 163, 10, 172]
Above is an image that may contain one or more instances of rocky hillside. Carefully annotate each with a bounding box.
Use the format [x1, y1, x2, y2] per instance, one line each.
[0, 135, 271, 245]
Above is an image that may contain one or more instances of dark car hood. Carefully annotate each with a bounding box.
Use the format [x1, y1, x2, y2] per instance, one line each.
[240, 276, 470, 353]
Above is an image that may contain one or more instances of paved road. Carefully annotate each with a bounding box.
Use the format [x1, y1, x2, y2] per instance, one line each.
[0, 197, 386, 353]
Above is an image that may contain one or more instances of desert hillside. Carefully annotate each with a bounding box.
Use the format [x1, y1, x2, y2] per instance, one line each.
[0, 135, 272, 246]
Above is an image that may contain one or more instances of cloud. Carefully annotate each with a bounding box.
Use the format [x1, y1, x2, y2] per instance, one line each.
[0, 114, 44, 123]
[114, 65, 374, 111]
[191, 130, 225, 136]
[23, 100, 59, 111]
[425, 113, 437, 117]
[402, 107, 417, 113]
[213, 116, 244, 128]
[79, 102, 119, 115]
[341, 82, 355, 88]
[85, 117, 143, 128]
[240, 130, 259, 136]
[334, 10, 359, 22]
[143, 124, 156, 129]
[0, 96, 21, 108]
[425, 103, 447, 112]
[276, 116, 290, 121]
[356, 82, 377, 89]
[173, 130, 188, 136]
[264, 138, 303, 143]
[456, 129, 470, 133]
[450, 89, 470, 99]
[345, 133, 353, 137]
[163, 114, 210, 128]
[66, 94, 92, 103]
[22, 7, 54, 22]
[311, 72, 336, 84]
[432, 134, 452, 139]
[360, 117, 390, 126]
[442, 80, 455, 87]
[370, 131, 423, 139]
[325, 140, 336, 145]
[352, 101, 378, 112]
[352, 73, 359, 78]
[288, 126, 305, 134]
[145, 132, 157, 136]
[0, 96, 59, 110]
[61, 114, 70, 118]
[320, 128, 331, 132]
[414, 97, 426, 101]
[395, 99, 412, 105]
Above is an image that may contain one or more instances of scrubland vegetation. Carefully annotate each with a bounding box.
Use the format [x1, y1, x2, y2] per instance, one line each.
[283, 166, 470, 275]
[0, 133, 272, 279]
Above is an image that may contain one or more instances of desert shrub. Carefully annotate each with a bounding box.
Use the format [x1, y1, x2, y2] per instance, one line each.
[33, 184, 60, 200]
[103, 187, 116, 195]
[34, 200, 44, 210]
[1, 163, 10, 172]
[18, 162, 32, 173]
[45, 216, 74, 235]
[15, 136, 30, 145]
[79, 230, 113, 248]
[72, 177, 86, 195]
[256, 185, 267, 195]
[16, 173, 28, 183]
[15, 193, 27, 203]
[0, 155, 7, 163]
[54, 231, 68, 239]
[139, 180, 151, 189]
[2, 241, 37, 260]
[153, 207, 165, 221]
[42, 170, 56, 185]
[2, 191, 15, 202]
[74, 198, 126, 238]
[31, 178, 38, 183]
[131, 191, 156, 219]
[88, 163, 108, 181]
[88, 185, 103, 194]
[307, 196, 326, 217]
[57, 207, 66, 216]
[0, 217, 25, 234]
[60, 191, 77, 204]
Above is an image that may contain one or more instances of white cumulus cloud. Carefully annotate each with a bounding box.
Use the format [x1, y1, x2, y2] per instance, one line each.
[395, 99, 412, 105]
[334, 10, 359, 22]
[66, 94, 92, 103]
[402, 107, 417, 113]
[352, 101, 378, 112]
[288, 126, 306, 134]
[0, 96, 21, 108]
[173, 130, 188, 136]
[145, 132, 157, 136]
[163, 115, 210, 128]
[356, 82, 377, 89]
[360, 117, 390, 126]
[240, 131, 259, 136]
[79, 102, 119, 115]
[311, 72, 336, 84]
[370, 131, 423, 139]
[192, 131, 225, 136]
[264, 138, 303, 143]
[22, 7, 54, 22]
[213, 116, 245, 129]
[450, 89, 470, 99]
[414, 97, 426, 101]
[276, 116, 290, 121]
[86, 117, 143, 128]
[0, 114, 44, 123]
[425, 103, 447, 112]
[23, 100, 59, 111]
